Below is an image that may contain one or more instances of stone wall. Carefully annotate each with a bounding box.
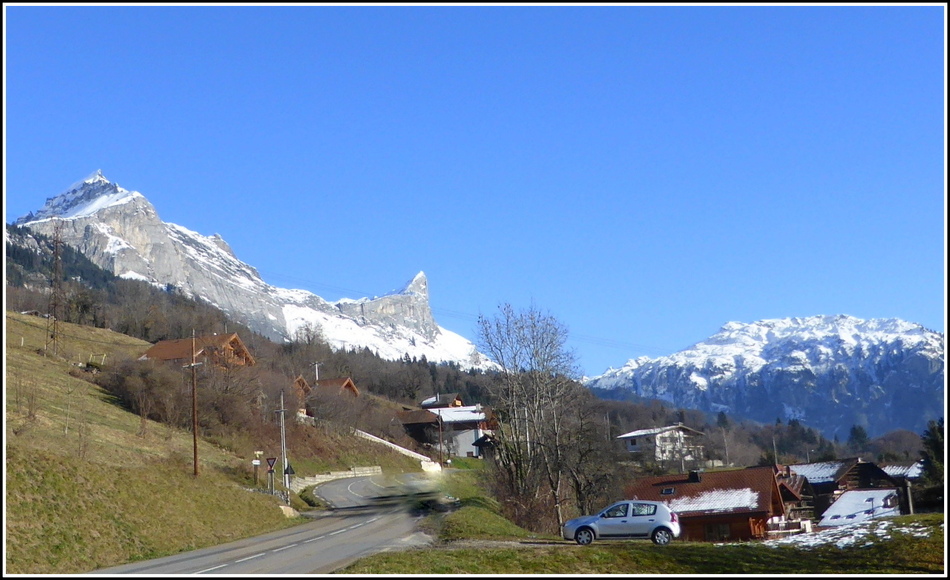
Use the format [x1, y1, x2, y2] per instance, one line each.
[289, 465, 383, 494]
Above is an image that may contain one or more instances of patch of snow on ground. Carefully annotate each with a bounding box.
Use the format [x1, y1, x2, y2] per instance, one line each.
[754, 518, 937, 550]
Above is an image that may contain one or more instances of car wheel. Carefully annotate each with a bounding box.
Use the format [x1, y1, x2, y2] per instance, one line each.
[575, 527, 595, 546]
[651, 527, 673, 545]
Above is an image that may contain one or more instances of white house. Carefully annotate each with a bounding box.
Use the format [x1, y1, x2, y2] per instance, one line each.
[430, 405, 490, 459]
[616, 423, 706, 466]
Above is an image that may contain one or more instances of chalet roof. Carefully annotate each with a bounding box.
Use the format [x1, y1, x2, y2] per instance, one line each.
[421, 393, 462, 408]
[397, 409, 439, 425]
[626, 466, 783, 518]
[880, 461, 924, 480]
[139, 333, 255, 365]
[313, 377, 360, 397]
[430, 405, 486, 424]
[617, 422, 705, 440]
[817, 489, 900, 527]
[786, 458, 862, 484]
[775, 469, 811, 500]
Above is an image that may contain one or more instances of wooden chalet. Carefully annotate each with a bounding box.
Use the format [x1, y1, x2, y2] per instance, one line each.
[397, 404, 495, 459]
[625, 466, 786, 542]
[297, 377, 360, 418]
[138, 333, 256, 367]
[421, 393, 464, 409]
[786, 458, 899, 518]
[774, 464, 818, 523]
[396, 408, 440, 444]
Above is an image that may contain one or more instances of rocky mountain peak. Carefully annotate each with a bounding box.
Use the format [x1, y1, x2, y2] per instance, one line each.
[15, 170, 143, 225]
[400, 271, 428, 298]
[15, 172, 488, 369]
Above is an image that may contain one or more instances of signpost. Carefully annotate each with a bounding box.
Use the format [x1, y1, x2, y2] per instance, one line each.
[266, 457, 277, 495]
[253, 451, 263, 487]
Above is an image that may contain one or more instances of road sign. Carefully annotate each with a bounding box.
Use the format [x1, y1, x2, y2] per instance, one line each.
[284, 463, 295, 476]
[266, 457, 277, 472]
[252, 459, 261, 466]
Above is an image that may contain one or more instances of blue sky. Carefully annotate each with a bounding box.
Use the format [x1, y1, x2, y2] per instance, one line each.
[4, 5, 946, 377]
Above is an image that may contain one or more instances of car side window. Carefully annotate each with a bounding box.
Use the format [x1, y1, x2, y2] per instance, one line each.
[631, 503, 657, 516]
[604, 503, 628, 518]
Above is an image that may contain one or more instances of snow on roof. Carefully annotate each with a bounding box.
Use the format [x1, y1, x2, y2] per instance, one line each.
[881, 461, 924, 479]
[787, 460, 850, 484]
[666, 488, 760, 514]
[430, 405, 485, 424]
[617, 423, 701, 439]
[818, 489, 900, 527]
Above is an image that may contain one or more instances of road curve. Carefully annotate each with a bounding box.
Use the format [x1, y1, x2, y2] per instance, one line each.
[91, 473, 435, 574]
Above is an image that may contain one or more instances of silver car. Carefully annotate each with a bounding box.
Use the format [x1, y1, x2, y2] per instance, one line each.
[562, 500, 681, 546]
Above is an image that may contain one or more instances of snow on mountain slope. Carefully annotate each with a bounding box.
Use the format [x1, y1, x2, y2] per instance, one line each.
[15, 172, 489, 369]
[586, 315, 944, 438]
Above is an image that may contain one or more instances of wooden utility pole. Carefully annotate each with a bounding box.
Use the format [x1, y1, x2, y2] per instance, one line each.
[192, 331, 199, 476]
[182, 330, 202, 477]
[45, 219, 65, 358]
[276, 391, 289, 491]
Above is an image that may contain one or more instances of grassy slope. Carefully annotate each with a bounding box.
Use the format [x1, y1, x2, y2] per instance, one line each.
[2, 311, 417, 574]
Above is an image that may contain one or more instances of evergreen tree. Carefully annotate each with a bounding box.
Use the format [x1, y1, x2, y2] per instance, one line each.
[847, 424, 870, 453]
[920, 418, 944, 487]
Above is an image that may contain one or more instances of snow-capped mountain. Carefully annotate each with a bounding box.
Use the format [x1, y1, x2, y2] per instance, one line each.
[14, 171, 488, 368]
[585, 315, 944, 438]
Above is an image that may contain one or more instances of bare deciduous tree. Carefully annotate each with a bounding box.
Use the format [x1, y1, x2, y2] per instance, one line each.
[477, 302, 585, 532]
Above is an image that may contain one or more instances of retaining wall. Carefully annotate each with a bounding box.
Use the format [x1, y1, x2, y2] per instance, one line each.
[289, 465, 382, 494]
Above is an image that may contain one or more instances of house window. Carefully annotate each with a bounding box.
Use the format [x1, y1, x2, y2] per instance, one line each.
[660, 487, 675, 496]
[704, 523, 731, 541]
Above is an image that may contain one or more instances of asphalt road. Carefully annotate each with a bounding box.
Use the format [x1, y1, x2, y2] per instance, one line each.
[92, 473, 437, 575]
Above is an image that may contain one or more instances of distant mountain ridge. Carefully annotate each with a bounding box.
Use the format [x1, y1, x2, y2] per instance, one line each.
[14, 171, 488, 368]
[585, 315, 944, 438]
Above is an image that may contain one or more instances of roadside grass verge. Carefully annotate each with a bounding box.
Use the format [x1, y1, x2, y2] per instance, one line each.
[342, 515, 944, 574]
[414, 468, 539, 542]
[342, 466, 945, 575]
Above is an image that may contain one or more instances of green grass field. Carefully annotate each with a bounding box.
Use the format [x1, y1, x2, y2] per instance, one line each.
[344, 468, 945, 575]
[342, 512, 945, 575]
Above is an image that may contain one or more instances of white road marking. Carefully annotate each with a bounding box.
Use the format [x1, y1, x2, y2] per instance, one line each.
[272, 543, 298, 552]
[235, 553, 265, 563]
[196, 564, 228, 574]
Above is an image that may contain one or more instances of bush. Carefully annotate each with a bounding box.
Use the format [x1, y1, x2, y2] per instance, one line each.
[298, 486, 326, 509]
[288, 492, 310, 512]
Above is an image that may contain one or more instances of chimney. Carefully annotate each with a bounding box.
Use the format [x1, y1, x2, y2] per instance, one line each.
[688, 469, 703, 483]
